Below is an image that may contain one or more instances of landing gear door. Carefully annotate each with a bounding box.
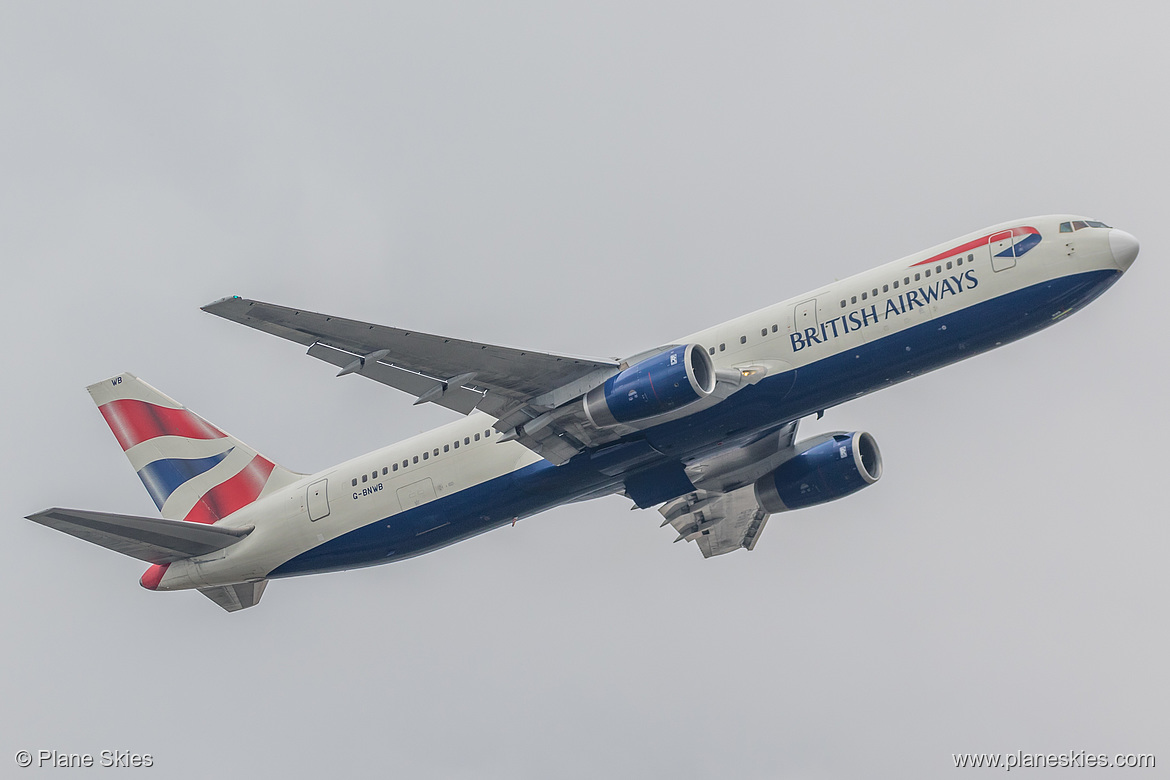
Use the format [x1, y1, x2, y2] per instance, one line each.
[988, 230, 1017, 272]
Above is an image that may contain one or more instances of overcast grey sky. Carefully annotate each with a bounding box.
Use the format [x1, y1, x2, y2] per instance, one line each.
[2, 2, 1166, 778]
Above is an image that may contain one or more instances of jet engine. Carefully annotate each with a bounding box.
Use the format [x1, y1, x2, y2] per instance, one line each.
[583, 344, 715, 428]
[754, 431, 882, 512]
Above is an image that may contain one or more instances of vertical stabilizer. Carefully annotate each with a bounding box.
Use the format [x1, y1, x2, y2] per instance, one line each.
[88, 373, 301, 524]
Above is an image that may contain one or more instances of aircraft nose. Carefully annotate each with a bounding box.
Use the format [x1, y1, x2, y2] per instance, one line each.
[1108, 229, 1139, 270]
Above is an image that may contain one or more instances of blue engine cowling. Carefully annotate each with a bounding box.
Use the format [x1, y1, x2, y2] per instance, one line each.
[754, 432, 882, 512]
[583, 344, 716, 428]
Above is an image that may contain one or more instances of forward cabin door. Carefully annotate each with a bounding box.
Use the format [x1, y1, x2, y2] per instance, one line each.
[307, 479, 330, 521]
[793, 298, 818, 338]
[988, 231, 1017, 272]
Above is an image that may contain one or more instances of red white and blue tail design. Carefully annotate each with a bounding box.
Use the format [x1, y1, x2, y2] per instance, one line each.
[87, 373, 301, 524]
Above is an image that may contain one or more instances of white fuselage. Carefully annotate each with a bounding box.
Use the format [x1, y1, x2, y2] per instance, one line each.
[155, 215, 1133, 590]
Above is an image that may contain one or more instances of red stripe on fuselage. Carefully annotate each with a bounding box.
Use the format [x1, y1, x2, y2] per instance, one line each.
[98, 399, 225, 451]
[182, 455, 276, 524]
[910, 226, 1038, 267]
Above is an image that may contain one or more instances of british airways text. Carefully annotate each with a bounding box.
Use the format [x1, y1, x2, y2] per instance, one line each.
[791, 270, 979, 352]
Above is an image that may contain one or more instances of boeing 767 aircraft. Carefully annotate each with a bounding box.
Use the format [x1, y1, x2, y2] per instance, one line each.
[26, 216, 1138, 611]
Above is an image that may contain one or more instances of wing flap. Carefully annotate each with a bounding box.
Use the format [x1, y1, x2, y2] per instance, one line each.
[659, 487, 770, 558]
[25, 508, 252, 565]
[305, 342, 485, 415]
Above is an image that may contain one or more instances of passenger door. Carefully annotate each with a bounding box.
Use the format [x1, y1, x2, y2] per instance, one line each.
[793, 298, 818, 338]
[988, 231, 1017, 272]
[307, 479, 330, 522]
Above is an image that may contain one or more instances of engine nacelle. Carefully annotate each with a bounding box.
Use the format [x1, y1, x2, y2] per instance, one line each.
[583, 344, 715, 428]
[754, 431, 882, 512]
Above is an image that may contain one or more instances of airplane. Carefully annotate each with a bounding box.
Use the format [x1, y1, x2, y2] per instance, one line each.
[26, 215, 1138, 611]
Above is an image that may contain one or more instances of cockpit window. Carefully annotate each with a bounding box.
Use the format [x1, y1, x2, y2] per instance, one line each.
[1059, 219, 1112, 233]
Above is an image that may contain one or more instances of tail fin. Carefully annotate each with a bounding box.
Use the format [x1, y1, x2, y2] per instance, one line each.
[88, 373, 302, 524]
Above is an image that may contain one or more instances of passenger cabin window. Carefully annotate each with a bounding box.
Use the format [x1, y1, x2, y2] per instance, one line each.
[851, 296, 857, 304]
[861, 292, 867, 300]
[464, 438, 470, 445]
[474, 433, 480, 441]
[914, 273, 921, 281]
[740, 335, 747, 344]
[352, 478, 358, 487]
[872, 288, 878, 296]
[708, 346, 715, 355]
[362, 474, 368, 483]
[453, 441, 459, 449]
[840, 299, 847, 308]
[382, 467, 388, 475]
[393, 463, 399, 471]
[444, 444, 450, 453]
[946, 261, 952, 270]
[772, 324, 778, 332]
[882, 284, 888, 293]
[413, 456, 419, 464]
[893, 280, 899, 289]
[719, 343, 726, 352]
[760, 328, 767, 337]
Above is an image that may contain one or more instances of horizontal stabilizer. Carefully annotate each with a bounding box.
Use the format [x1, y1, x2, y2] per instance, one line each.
[25, 508, 252, 565]
[200, 580, 267, 612]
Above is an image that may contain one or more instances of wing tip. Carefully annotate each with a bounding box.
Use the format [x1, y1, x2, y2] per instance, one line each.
[201, 295, 246, 313]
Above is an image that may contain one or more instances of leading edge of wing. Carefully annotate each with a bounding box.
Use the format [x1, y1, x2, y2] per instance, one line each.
[201, 296, 619, 402]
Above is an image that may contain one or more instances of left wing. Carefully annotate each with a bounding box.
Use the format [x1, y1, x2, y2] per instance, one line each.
[203, 297, 776, 465]
[203, 297, 621, 463]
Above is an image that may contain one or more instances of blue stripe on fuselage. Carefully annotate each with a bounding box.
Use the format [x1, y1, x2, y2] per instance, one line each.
[270, 269, 1120, 578]
[997, 232, 1042, 258]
